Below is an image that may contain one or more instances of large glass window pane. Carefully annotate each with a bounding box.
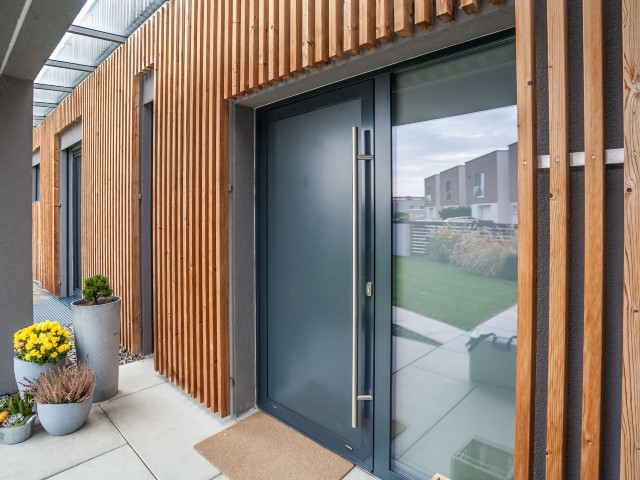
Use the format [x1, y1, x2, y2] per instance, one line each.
[391, 40, 518, 480]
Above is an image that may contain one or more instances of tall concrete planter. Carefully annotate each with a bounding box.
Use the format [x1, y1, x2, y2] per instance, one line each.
[71, 297, 121, 402]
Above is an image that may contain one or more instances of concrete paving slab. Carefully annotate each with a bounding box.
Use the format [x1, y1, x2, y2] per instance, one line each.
[342, 466, 379, 479]
[399, 385, 515, 478]
[391, 366, 474, 457]
[100, 381, 236, 480]
[0, 406, 126, 480]
[108, 356, 167, 401]
[393, 336, 436, 373]
[439, 333, 471, 354]
[412, 347, 469, 382]
[48, 445, 155, 480]
[393, 308, 464, 339]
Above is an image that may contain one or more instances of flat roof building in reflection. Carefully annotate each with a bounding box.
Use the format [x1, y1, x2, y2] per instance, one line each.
[424, 142, 518, 225]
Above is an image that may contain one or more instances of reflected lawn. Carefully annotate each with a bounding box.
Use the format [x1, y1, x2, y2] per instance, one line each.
[393, 256, 517, 331]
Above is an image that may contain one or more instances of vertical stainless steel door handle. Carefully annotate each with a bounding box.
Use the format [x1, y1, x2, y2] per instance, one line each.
[352, 126, 359, 429]
[352, 127, 374, 429]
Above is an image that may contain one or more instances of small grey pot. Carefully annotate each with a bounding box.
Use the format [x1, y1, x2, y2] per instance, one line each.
[0, 415, 37, 445]
[71, 297, 121, 402]
[37, 393, 93, 436]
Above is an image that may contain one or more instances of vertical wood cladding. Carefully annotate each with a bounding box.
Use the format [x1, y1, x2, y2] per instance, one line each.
[31, 1, 230, 415]
[31, 0, 495, 418]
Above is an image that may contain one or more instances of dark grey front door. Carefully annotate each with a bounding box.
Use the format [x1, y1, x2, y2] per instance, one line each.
[258, 81, 375, 468]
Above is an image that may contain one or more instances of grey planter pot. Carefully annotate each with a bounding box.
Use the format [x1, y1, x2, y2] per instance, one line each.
[72, 297, 121, 402]
[13, 357, 66, 396]
[37, 394, 93, 436]
[0, 414, 37, 445]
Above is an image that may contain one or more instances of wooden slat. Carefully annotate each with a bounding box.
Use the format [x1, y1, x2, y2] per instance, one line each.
[258, 0, 269, 85]
[231, 0, 240, 96]
[436, 0, 455, 22]
[514, 0, 537, 479]
[239, 0, 250, 94]
[268, 0, 280, 82]
[414, 0, 433, 29]
[393, 0, 412, 36]
[376, 0, 393, 42]
[580, 0, 605, 477]
[279, 0, 291, 78]
[291, 0, 304, 73]
[315, 0, 329, 63]
[460, 0, 480, 15]
[329, 0, 344, 58]
[545, 0, 570, 478]
[344, 0, 360, 55]
[302, 0, 315, 70]
[621, 0, 640, 478]
[248, 0, 259, 89]
[359, 0, 376, 49]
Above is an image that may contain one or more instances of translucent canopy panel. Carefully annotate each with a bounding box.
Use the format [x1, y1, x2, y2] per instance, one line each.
[49, 33, 118, 67]
[35, 66, 89, 88]
[33, 106, 54, 117]
[34, 89, 69, 104]
[74, 0, 166, 36]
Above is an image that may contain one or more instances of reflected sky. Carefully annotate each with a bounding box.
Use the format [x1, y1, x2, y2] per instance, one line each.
[393, 105, 517, 197]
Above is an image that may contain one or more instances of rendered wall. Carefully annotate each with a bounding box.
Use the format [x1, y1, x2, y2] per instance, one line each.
[0, 76, 33, 394]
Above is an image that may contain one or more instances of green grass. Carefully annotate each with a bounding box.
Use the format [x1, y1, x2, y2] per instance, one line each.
[393, 256, 517, 331]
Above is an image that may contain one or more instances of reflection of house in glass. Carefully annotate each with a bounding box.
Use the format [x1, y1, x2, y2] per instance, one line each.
[424, 142, 518, 224]
[393, 196, 426, 221]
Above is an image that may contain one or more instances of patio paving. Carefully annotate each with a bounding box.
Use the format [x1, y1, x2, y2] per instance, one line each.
[0, 356, 378, 480]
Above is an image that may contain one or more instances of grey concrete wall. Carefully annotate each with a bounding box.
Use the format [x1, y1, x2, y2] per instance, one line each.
[0, 75, 33, 394]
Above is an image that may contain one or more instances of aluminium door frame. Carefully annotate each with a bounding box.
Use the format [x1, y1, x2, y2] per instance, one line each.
[59, 143, 81, 299]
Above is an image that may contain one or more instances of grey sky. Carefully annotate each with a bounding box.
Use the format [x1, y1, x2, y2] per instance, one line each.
[392, 105, 517, 197]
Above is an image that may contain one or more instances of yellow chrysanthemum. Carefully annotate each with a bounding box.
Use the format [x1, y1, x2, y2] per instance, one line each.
[50, 352, 58, 359]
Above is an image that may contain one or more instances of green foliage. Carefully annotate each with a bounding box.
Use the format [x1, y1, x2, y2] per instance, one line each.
[426, 227, 463, 263]
[451, 233, 518, 279]
[439, 206, 471, 220]
[393, 256, 517, 330]
[82, 274, 113, 304]
[0, 393, 34, 428]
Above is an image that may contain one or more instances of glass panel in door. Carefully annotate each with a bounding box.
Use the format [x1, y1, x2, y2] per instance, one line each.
[390, 40, 518, 479]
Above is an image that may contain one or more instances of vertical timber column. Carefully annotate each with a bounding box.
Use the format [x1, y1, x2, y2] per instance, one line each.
[514, 0, 538, 478]
[580, 0, 605, 477]
[621, 0, 640, 479]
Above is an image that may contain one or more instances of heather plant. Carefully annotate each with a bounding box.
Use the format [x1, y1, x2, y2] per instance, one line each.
[81, 274, 114, 305]
[13, 320, 72, 364]
[23, 363, 96, 404]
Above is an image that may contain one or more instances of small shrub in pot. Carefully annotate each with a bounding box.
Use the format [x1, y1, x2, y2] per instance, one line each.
[23, 363, 96, 436]
[0, 393, 37, 445]
[72, 275, 121, 402]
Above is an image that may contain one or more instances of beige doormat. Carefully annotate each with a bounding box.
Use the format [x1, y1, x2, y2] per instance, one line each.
[194, 411, 355, 480]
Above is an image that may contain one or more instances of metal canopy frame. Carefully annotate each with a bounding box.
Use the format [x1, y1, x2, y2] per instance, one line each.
[33, 0, 166, 127]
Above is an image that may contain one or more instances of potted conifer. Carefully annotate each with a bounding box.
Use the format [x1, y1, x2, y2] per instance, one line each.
[71, 275, 121, 402]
